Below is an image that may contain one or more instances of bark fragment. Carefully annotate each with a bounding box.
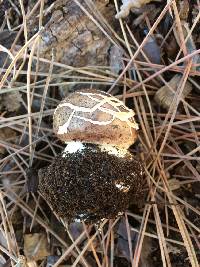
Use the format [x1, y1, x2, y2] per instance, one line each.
[28, 0, 116, 68]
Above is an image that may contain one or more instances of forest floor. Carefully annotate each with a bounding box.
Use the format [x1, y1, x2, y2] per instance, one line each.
[0, 0, 200, 266]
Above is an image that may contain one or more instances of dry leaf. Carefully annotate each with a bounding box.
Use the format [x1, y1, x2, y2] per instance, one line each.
[0, 31, 17, 69]
[167, 242, 182, 255]
[168, 178, 181, 191]
[154, 74, 192, 110]
[46, 256, 60, 267]
[109, 45, 124, 74]
[117, 218, 138, 260]
[24, 233, 50, 261]
[68, 222, 84, 241]
[26, 168, 39, 193]
[174, 22, 200, 71]
[0, 91, 22, 112]
[116, 219, 153, 266]
[142, 35, 161, 64]
[0, 127, 17, 154]
[115, 0, 158, 19]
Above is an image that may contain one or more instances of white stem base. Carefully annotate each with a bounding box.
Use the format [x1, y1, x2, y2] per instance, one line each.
[62, 141, 130, 158]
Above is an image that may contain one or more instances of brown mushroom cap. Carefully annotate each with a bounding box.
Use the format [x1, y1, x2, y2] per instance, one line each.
[53, 89, 138, 149]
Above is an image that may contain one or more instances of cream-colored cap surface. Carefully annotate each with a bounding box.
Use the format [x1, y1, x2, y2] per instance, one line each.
[53, 89, 138, 149]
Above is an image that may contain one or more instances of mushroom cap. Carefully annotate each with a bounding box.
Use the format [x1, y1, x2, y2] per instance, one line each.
[53, 89, 138, 149]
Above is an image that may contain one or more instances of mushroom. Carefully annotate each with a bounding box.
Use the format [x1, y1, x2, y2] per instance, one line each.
[38, 89, 145, 223]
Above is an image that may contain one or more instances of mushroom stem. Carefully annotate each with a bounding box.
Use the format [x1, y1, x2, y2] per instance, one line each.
[62, 141, 131, 158]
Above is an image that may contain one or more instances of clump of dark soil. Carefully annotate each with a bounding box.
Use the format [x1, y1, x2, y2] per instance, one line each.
[38, 144, 146, 223]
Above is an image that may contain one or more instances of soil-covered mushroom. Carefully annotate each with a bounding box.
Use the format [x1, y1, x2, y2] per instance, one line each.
[38, 89, 146, 223]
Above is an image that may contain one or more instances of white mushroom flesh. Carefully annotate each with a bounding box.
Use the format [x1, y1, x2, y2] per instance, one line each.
[115, 182, 130, 192]
[62, 141, 131, 158]
[63, 141, 85, 154]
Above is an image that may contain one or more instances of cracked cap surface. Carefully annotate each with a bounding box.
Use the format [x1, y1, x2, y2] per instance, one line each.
[53, 89, 138, 149]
